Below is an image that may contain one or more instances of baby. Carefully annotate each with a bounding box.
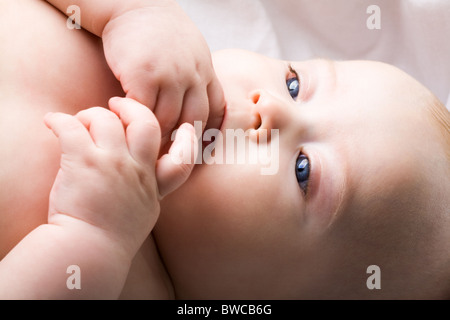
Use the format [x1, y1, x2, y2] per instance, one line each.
[0, 0, 449, 299]
[155, 49, 450, 299]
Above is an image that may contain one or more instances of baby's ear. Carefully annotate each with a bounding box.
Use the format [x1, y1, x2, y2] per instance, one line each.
[156, 123, 198, 198]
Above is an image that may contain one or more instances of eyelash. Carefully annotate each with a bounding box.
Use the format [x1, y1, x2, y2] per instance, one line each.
[296, 152, 311, 195]
[288, 64, 298, 76]
[286, 65, 311, 196]
[286, 64, 300, 100]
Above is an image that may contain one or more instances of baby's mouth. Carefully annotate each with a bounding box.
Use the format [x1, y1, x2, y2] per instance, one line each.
[198, 100, 262, 153]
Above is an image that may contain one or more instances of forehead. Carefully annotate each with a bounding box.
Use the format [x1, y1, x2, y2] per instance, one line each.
[313, 59, 430, 134]
[311, 61, 438, 223]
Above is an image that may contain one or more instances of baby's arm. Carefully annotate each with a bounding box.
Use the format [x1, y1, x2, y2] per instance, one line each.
[0, 98, 197, 299]
[46, 0, 152, 36]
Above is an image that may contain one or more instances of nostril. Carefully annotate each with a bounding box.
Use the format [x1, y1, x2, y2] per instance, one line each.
[250, 91, 261, 104]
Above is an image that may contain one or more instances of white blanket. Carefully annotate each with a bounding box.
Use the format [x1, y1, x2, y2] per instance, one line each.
[177, 0, 450, 110]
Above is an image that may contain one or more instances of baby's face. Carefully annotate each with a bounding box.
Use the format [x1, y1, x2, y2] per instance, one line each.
[155, 49, 447, 299]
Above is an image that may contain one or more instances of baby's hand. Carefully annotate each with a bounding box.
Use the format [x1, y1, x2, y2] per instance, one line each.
[102, 2, 225, 144]
[44, 97, 197, 257]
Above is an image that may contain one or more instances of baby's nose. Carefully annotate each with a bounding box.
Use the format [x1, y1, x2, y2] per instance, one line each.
[249, 89, 291, 132]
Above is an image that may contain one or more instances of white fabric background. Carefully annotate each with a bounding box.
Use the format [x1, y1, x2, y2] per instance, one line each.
[177, 0, 450, 110]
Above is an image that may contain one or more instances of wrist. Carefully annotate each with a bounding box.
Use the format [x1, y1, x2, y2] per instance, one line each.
[48, 214, 137, 266]
[102, 0, 178, 37]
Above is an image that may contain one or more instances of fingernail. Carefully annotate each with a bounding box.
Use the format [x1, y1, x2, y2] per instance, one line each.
[43, 112, 53, 128]
[178, 123, 195, 136]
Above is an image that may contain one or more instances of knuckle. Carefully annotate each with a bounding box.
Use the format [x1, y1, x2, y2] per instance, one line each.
[148, 72, 165, 87]
[145, 66, 167, 86]
[99, 151, 130, 175]
[62, 117, 82, 132]
[189, 71, 203, 86]
[138, 118, 161, 134]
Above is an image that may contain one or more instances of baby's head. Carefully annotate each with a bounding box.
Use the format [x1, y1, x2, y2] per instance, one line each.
[154, 49, 450, 299]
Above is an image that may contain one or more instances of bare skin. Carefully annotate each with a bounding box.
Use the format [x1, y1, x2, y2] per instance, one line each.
[0, 0, 448, 299]
[155, 49, 450, 299]
[0, 0, 172, 299]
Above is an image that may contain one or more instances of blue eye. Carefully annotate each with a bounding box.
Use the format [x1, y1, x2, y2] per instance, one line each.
[296, 154, 310, 193]
[286, 76, 299, 99]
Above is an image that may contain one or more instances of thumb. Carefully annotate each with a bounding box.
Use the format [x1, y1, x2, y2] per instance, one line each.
[155, 123, 198, 198]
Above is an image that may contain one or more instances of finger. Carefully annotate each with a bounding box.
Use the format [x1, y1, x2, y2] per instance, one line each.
[156, 123, 198, 198]
[124, 71, 159, 112]
[75, 107, 127, 150]
[205, 76, 226, 131]
[44, 112, 94, 156]
[153, 85, 184, 140]
[109, 97, 161, 166]
[178, 85, 209, 133]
